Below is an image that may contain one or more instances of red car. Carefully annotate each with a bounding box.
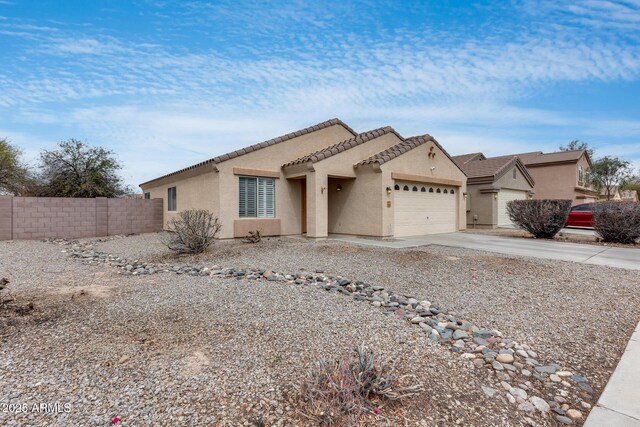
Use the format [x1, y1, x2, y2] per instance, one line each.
[565, 203, 594, 227]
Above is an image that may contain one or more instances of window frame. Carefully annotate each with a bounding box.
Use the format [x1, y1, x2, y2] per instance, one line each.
[144, 192, 151, 199]
[239, 176, 276, 218]
[167, 187, 177, 211]
[578, 165, 584, 184]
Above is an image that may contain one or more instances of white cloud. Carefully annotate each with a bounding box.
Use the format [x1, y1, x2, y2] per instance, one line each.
[1, 1, 639, 186]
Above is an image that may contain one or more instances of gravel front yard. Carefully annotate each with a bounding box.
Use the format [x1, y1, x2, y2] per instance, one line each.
[1, 233, 639, 426]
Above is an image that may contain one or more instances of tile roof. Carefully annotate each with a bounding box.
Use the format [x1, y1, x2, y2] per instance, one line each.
[457, 155, 517, 179]
[357, 134, 467, 176]
[282, 126, 402, 167]
[514, 150, 588, 166]
[140, 118, 357, 186]
[452, 152, 485, 167]
[459, 155, 535, 186]
[357, 134, 434, 166]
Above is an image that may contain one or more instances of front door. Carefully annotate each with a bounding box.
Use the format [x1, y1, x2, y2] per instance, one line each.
[300, 179, 307, 233]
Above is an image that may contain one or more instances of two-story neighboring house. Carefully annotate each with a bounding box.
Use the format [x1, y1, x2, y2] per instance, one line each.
[512, 149, 599, 205]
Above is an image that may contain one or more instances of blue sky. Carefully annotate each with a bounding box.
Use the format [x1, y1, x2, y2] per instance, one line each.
[1, 0, 639, 187]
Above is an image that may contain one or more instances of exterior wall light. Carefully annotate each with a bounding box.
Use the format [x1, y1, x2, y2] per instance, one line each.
[386, 186, 392, 195]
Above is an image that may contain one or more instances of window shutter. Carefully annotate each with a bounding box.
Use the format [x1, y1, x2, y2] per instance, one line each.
[239, 178, 247, 217]
[239, 177, 257, 217]
[256, 178, 275, 218]
[257, 178, 266, 217]
[265, 178, 275, 217]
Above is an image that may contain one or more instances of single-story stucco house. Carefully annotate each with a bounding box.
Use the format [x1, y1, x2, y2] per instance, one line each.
[139, 118, 468, 239]
[510, 149, 599, 205]
[452, 153, 535, 228]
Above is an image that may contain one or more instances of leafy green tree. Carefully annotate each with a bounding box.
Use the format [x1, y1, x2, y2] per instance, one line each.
[590, 156, 633, 200]
[35, 139, 129, 197]
[559, 140, 595, 160]
[0, 138, 30, 195]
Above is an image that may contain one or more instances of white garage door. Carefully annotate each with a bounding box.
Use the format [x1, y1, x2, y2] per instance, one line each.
[497, 189, 528, 226]
[393, 182, 457, 237]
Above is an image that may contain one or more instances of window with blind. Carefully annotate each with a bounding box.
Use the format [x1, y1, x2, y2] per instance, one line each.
[239, 177, 275, 218]
[167, 187, 177, 211]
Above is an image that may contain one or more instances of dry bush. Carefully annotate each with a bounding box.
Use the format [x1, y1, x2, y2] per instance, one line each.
[507, 199, 572, 239]
[243, 229, 262, 244]
[593, 202, 640, 244]
[0, 278, 10, 305]
[163, 209, 222, 254]
[298, 344, 423, 426]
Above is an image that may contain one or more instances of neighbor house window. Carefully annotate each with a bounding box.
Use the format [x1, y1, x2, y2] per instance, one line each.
[578, 166, 584, 184]
[167, 187, 177, 211]
[513, 169, 517, 179]
[239, 177, 275, 218]
[144, 192, 151, 199]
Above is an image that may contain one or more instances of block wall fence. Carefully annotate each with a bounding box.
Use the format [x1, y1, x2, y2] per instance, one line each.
[0, 196, 163, 241]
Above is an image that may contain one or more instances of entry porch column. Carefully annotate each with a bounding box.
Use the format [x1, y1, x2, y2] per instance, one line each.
[306, 171, 328, 239]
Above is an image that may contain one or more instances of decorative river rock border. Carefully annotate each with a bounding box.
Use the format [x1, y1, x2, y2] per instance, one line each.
[49, 238, 593, 424]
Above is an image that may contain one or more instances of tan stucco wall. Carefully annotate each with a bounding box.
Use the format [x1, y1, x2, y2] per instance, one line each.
[466, 165, 534, 227]
[327, 170, 384, 236]
[466, 186, 495, 227]
[141, 167, 219, 229]
[316, 132, 403, 237]
[527, 155, 596, 205]
[377, 142, 468, 236]
[210, 124, 354, 239]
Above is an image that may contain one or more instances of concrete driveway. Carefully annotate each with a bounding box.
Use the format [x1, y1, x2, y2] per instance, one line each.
[328, 232, 640, 270]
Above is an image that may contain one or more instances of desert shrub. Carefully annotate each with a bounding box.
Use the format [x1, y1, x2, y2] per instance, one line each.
[507, 199, 572, 239]
[593, 202, 640, 244]
[298, 344, 423, 426]
[163, 209, 222, 254]
[243, 229, 262, 244]
[0, 278, 9, 305]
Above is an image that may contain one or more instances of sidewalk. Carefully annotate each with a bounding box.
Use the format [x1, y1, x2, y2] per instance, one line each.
[584, 321, 640, 426]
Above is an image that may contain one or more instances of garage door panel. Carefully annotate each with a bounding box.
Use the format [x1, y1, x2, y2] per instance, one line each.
[394, 182, 457, 237]
[497, 189, 527, 226]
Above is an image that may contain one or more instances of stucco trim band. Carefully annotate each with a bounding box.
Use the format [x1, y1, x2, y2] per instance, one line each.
[391, 172, 463, 187]
[233, 218, 281, 237]
[232, 167, 281, 179]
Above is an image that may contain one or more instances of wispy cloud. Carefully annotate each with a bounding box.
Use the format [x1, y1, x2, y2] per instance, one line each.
[0, 0, 639, 185]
